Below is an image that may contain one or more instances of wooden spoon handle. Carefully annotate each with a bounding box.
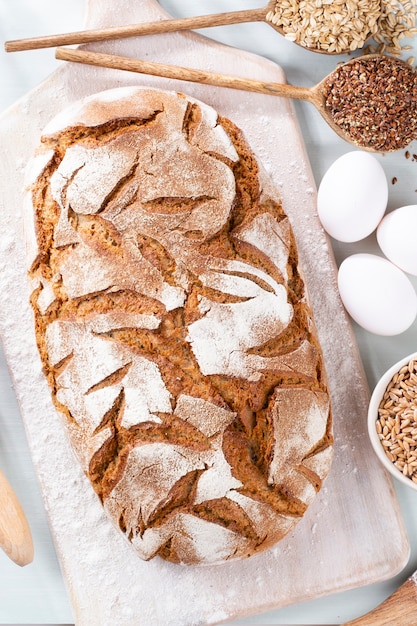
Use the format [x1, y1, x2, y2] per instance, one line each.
[343, 574, 417, 625]
[0, 469, 34, 566]
[55, 47, 314, 103]
[5, 7, 266, 52]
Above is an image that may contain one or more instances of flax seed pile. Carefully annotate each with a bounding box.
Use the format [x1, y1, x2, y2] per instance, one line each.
[323, 56, 417, 151]
[376, 359, 417, 484]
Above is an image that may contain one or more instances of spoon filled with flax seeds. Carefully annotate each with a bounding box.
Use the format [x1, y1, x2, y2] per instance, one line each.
[6, 0, 380, 55]
[56, 48, 417, 153]
[320, 54, 417, 151]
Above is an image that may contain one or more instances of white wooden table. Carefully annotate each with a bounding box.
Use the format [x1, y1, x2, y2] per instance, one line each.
[0, 1, 417, 624]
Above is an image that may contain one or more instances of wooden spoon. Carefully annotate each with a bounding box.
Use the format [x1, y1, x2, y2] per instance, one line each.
[55, 47, 417, 153]
[342, 571, 417, 625]
[0, 469, 34, 566]
[5, 0, 378, 55]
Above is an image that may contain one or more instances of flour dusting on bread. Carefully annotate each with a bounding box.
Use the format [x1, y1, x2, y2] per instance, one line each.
[25, 86, 333, 565]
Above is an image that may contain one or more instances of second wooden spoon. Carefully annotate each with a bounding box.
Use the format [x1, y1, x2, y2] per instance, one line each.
[55, 47, 417, 153]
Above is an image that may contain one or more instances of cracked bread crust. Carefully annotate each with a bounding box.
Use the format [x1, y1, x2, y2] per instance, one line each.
[25, 86, 333, 566]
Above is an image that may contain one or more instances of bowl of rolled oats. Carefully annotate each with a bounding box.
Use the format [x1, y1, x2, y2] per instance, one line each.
[368, 352, 417, 491]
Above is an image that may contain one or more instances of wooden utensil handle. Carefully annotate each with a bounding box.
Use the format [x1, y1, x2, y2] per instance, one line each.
[0, 469, 34, 566]
[5, 7, 266, 52]
[55, 47, 313, 103]
[343, 574, 417, 625]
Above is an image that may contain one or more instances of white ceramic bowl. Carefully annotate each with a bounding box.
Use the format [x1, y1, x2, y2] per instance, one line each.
[368, 351, 417, 492]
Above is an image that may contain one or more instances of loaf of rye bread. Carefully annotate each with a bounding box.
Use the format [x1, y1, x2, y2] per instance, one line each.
[25, 86, 333, 565]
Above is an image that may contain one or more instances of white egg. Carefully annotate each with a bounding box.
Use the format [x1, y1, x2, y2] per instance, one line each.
[338, 254, 417, 336]
[377, 205, 417, 276]
[317, 151, 388, 242]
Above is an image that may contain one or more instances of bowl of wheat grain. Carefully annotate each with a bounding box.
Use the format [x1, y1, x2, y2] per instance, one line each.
[368, 352, 417, 492]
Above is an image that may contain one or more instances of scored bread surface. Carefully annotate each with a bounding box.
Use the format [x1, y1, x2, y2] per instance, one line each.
[25, 86, 333, 566]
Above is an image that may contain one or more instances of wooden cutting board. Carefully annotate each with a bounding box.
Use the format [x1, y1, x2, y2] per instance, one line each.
[0, 1, 409, 624]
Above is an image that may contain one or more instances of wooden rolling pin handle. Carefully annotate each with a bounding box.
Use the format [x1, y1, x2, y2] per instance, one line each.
[0, 469, 34, 566]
